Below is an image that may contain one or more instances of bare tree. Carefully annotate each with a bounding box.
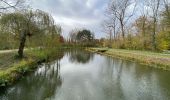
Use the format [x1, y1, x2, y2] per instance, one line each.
[147, 0, 161, 50]
[103, 18, 118, 47]
[163, 0, 170, 14]
[69, 28, 79, 43]
[137, 0, 149, 49]
[102, 20, 113, 47]
[109, 0, 136, 39]
[163, 0, 170, 22]
[104, 8, 118, 38]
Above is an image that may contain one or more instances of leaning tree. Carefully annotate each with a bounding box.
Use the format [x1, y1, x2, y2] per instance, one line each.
[0, 9, 58, 58]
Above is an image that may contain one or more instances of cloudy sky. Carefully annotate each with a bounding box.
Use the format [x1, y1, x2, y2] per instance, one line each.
[30, 0, 110, 38]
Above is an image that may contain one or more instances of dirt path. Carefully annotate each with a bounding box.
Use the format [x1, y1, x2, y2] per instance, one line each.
[0, 49, 18, 54]
[0, 48, 37, 54]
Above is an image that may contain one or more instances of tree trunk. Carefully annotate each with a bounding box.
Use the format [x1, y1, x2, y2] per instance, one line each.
[18, 30, 27, 58]
[120, 21, 125, 39]
[120, 21, 125, 48]
[142, 19, 146, 50]
[109, 29, 112, 48]
[152, 18, 157, 51]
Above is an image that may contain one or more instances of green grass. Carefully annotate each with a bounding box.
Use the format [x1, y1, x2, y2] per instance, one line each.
[0, 52, 18, 70]
[0, 59, 36, 86]
[0, 47, 62, 87]
[87, 48, 170, 71]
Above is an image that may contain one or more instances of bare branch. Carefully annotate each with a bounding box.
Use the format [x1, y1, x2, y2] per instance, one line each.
[0, 0, 24, 13]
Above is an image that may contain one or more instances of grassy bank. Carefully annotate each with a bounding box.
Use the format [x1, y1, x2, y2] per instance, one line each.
[0, 48, 63, 87]
[87, 48, 170, 71]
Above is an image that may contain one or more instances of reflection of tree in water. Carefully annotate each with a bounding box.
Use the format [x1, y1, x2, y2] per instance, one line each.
[69, 50, 94, 64]
[100, 57, 125, 100]
[49, 49, 64, 61]
[0, 60, 62, 100]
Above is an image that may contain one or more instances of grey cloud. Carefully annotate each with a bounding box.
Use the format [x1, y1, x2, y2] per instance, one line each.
[30, 0, 109, 38]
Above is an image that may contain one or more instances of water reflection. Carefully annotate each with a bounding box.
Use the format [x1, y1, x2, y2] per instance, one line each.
[0, 61, 62, 100]
[0, 50, 170, 100]
[68, 50, 94, 64]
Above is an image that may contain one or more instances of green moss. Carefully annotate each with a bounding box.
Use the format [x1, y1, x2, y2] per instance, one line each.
[0, 59, 37, 86]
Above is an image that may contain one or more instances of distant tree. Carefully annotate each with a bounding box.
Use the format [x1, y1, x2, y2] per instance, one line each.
[133, 16, 152, 49]
[109, 0, 136, 39]
[161, 6, 170, 29]
[147, 0, 161, 50]
[69, 29, 79, 43]
[160, 4, 170, 50]
[59, 35, 64, 43]
[106, 0, 136, 48]
[163, 0, 170, 19]
[103, 18, 117, 48]
[76, 29, 94, 42]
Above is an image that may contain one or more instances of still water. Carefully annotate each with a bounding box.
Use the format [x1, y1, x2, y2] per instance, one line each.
[0, 50, 170, 100]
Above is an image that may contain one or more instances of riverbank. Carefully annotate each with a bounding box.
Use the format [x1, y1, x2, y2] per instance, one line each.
[86, 48, 170, 71]
[0, 48, 63, 87]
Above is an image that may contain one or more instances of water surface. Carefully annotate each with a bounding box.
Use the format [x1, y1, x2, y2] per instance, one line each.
[0, 50, 170, 100]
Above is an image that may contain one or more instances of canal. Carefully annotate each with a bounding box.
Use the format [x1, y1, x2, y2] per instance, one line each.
[0, 50, 170, 100]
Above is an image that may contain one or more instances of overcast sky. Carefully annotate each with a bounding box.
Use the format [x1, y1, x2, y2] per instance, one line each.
[30, 0, 110, 39]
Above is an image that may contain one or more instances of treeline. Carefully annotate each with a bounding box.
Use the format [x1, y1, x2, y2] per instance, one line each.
[104, 0, 170, 51]
[0, 0, 62, 58]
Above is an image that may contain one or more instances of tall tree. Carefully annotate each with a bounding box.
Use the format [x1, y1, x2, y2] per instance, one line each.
[163, 0, 170, 18]
[133, 16, 152, 49]
[147, 0, 161, 50]
[162, 2, 170, 29]
[137, 0, 149, 49]
[109, 0, 136, 39]
[160, 4, 170, 50]
[103, 7, 118, 47]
